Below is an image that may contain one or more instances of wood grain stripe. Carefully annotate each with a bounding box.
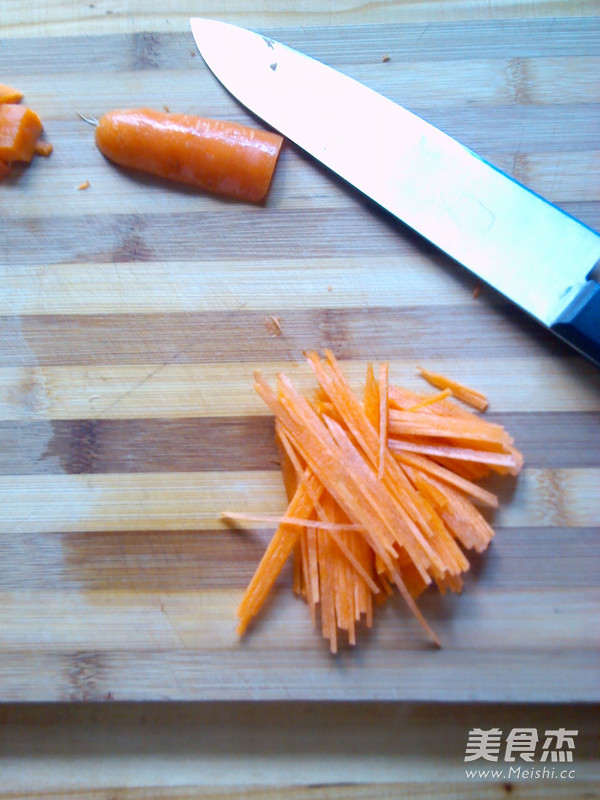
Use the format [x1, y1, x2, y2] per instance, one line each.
[3, 209, 425, 266]
[0, 306, 565, 367]
[0, 644, 596, 702]
[3, 21, 599, 64]
[0, 527, 596, 592]
[1, 413, 598, 475]
[0, 528, 272, 592]
[0, 701, 598, 793]
[0, 256, 479, 317]
[0, 417, 277, 474]
[0, 784, 597, 800]
[5, 201, 599, 267]
[6, 56, 600, 120]
[2, 358, 599, 420]
[5, 141, 597, 221]
[2, 469, 599, 533]
[0, 586, 595, 648]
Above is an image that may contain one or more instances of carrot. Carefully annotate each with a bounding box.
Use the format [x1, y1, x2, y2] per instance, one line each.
[378, 362, 389, 479]
[34, 140, 53, 157]
[408, 388, 452, 411]
[388, 439, 520, 472]
[0, 103, 42, 163]
[222, 511, 365, 532]
[363, 363, 379, 429]
[388, 409, 513, 448]
[226, 355, 522, 651]
[417, 367, 489, 411]
[306, 352, 468, 574]
[0, 159, 10, 180]
[0, 83, 23, 104]
[94, 108, 283, 203]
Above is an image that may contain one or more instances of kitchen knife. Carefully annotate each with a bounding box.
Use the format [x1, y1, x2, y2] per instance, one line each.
[190, 18, 600, 366]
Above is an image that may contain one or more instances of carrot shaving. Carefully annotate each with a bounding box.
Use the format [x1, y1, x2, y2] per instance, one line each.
[378, 362, 389, 479]
[364, 363, 379, 429]
[221, 511, 365, 531]
[408, 388, 453, 411]
[388, 410, 512, 448]
[417, 367, 489, 411]
[228, 355, 523, 652]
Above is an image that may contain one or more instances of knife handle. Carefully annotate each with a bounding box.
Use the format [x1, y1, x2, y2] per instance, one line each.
[551, 279, 600, 367]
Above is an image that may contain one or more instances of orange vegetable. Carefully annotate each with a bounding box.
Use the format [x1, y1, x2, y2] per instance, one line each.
[417, 367, 489, 411]
[34, 140, 53, 157]
[0, 83, 23, 104]
[0, 159, 10, 180]
[225, 355, 522, 652]
[0, 104, 42, 163]
[94, 108, 283, 203]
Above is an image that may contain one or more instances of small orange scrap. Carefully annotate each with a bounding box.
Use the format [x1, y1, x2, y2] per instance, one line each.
[34, 140, 53, 157]
[0, 83, 51, 180]
[0, 83, 24, 104]
[223, 352, 523, 653]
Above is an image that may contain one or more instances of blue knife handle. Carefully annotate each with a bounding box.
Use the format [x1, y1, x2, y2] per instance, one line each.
[551, 280, 600, 367]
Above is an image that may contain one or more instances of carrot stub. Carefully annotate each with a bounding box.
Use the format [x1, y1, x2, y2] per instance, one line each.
[94, 108, 283, 203]
[226, 355, 522, 653]
[0, 103, 43, 163]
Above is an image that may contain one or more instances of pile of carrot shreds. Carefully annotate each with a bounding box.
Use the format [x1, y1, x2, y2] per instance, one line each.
[223, 351, 523, 653]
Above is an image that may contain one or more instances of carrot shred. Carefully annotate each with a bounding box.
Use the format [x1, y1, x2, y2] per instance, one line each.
[388, 409, 512, 448]
[417, 367, 489, 411]
[229, 355, 522, 650]
[378, 362, 389, 479]
[221, 511, 366, 532]
[408, 388, 453, 411]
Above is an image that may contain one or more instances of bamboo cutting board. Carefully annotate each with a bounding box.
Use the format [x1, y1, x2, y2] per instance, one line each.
[1, 18, 599, 703]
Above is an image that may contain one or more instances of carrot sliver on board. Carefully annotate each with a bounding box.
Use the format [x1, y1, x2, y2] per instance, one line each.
[223, 355, 523, 652]
[417, 367, 489, 411]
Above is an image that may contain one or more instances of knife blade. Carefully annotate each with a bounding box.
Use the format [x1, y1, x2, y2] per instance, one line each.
[190, 18, 600, 366]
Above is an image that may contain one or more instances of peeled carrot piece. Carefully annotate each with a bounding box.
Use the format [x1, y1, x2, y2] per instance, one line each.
[0, 83, 23, 104]
[0, 104, 42, 163]
[95, 108, 283, 203]
[0, 159, 10, 180]
[378, 362, 389, 479]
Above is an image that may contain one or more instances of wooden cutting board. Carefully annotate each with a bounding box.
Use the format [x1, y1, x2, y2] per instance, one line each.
[1, 17, 599, 703]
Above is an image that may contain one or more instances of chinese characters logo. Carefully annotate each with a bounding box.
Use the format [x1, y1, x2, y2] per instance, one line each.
[464, 728, 577, 781]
